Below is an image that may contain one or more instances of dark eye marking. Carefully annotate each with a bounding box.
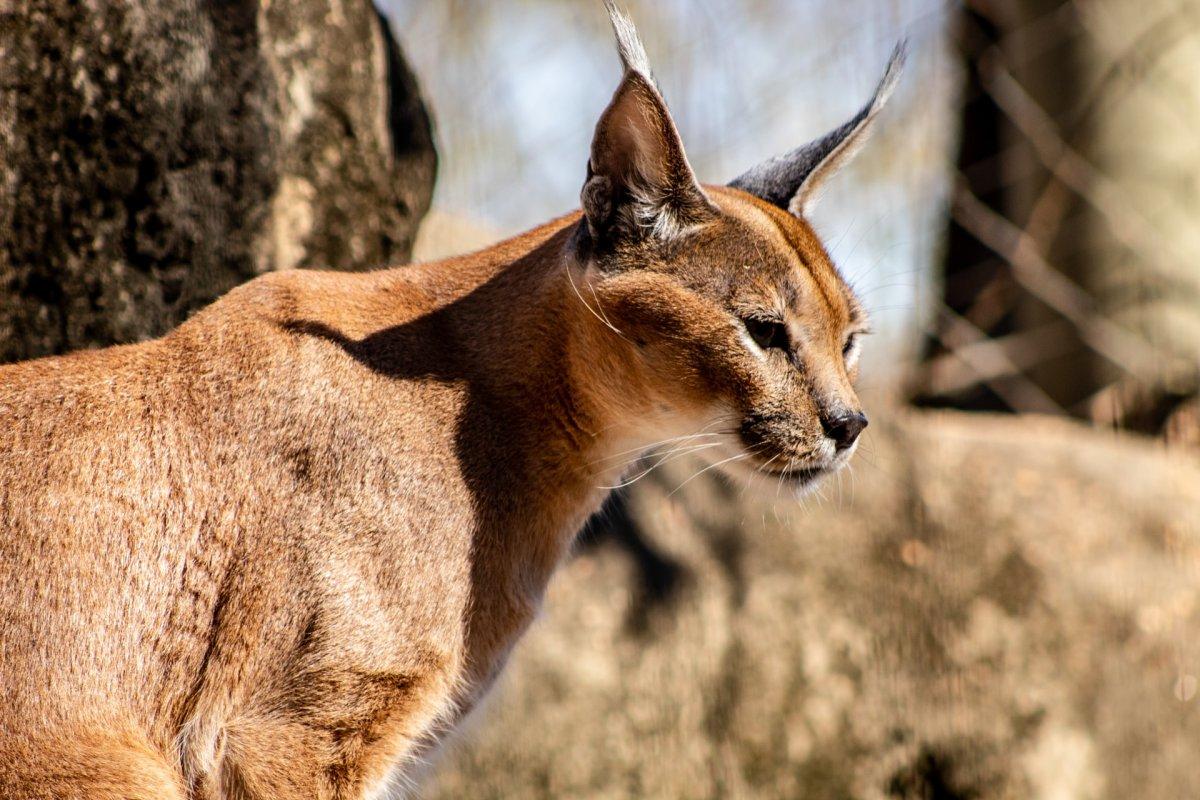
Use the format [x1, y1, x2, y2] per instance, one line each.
[743, 317, 789, 352]
[842, 332, 859, 356]
[843, 330, 871, 360]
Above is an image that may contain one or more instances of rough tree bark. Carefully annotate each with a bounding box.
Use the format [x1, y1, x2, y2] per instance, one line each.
[0, 0, 436, 363]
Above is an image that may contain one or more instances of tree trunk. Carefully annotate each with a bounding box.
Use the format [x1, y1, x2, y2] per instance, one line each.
[917, 0, 1200, 424]
[0, 0, 436, 364]
[1068, 0, 1200, 426]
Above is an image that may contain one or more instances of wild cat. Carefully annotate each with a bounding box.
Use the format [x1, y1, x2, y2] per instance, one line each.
[0, 4, 902, 798]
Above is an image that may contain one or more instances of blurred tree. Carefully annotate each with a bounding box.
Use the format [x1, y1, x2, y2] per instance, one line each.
[0, 0, 436, 364]
[916, 0, 1200, 435]
[1064, 0, 1200, 435]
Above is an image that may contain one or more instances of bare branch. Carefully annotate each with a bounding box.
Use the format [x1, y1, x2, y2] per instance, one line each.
[976, 49, 1183, 274]
[927, 305, 1068, 416]
[920, 319, 1077, 395]
[951, 180, 1172, 379]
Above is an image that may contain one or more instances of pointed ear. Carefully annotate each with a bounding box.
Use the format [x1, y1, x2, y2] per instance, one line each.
[729, 41, 907, 218]
[582, 4, 714, 244]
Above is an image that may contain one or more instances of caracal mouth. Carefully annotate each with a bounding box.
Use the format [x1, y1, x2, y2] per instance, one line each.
[722, 442, 859, 493]
[760, 463, 826, 487]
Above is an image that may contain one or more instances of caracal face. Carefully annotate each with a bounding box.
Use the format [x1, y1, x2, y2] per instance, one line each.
[577, 6, 904, 492]
[586, 188, 869, 491]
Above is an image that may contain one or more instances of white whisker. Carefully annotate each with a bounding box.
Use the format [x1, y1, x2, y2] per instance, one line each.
[588, 430, 723, 467]
[565, 263, 630, 342]
[600, 441, 723, 489]
[669, 448, 760, 496]
[587, 413, 737, 468]
[755, 452, 783, 476]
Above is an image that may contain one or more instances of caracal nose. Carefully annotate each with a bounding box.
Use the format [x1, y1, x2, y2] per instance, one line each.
[824, 411, 868, 450]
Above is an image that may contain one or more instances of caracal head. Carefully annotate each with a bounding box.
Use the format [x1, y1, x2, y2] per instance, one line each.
[574, 3, 905, 492]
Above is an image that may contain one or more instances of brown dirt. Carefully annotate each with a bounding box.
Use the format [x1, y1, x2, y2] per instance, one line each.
[429, 408, 1200, 800]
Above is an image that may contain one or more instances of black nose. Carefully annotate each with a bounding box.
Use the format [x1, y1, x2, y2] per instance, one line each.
[825, 411, 868, 450]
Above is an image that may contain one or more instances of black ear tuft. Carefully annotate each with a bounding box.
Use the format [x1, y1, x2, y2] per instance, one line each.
[729, 40, 907, 218]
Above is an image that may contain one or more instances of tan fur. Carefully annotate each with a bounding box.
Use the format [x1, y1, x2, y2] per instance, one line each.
[0, 12, 878, 799]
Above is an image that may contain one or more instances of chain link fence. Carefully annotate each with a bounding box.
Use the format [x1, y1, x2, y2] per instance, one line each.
[912, 0, 1200, 446]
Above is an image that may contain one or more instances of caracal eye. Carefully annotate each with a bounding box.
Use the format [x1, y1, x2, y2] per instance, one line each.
[842, 332, 859, 357]
[743, 317, 788, 352]
[843, 332, 864, 366]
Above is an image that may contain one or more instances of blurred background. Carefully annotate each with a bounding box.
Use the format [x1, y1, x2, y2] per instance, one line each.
[2, 0, 1199, 797]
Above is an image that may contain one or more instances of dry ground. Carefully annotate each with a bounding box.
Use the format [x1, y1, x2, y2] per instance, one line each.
[428, 409, 1200, 800]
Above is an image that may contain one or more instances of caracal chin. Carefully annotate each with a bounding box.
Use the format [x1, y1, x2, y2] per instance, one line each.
[0, 4, 903, 798]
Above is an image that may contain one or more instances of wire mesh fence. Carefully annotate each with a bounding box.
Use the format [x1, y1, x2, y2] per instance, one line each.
[911, 0, 1200, 447]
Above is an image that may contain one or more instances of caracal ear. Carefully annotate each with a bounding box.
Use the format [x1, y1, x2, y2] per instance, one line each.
[581, 3, 715, 245]
[729, 41, 907, 219]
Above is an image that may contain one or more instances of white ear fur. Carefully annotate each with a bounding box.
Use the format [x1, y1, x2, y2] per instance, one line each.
[729, 41, 907, 218]
[606, 1, 653, 81]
